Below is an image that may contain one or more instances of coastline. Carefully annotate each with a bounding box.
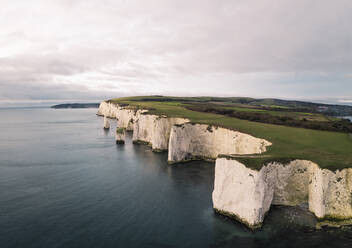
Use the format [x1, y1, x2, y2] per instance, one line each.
[97, 99, 352, 229]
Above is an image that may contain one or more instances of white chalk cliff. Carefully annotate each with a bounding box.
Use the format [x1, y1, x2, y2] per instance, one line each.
[168, 123, 271, 163]
[98, 101, 188, 151]
[212, 158, 352, 229]
[103, 116, 110, 129]
[98, 100, 352, 229]
[133, 114, 188, 151]
[98, 101, 147, 130]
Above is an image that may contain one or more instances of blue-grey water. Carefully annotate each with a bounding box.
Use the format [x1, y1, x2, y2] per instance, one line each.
[0, 108, 351, 248]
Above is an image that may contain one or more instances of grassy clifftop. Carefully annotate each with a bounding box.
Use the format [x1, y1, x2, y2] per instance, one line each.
[108, 96, 352, 170]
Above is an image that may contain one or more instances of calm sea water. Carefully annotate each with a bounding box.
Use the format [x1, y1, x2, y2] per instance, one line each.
[0, 108, 351, 248]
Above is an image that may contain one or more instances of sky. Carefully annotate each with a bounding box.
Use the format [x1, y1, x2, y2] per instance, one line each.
[1, 0, 352, 104]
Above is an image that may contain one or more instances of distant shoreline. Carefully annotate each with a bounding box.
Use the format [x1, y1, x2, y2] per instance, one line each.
[51, 103, 100, 109]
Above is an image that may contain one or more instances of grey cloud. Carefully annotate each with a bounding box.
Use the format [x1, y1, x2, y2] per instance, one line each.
[0, 0, 351, 101]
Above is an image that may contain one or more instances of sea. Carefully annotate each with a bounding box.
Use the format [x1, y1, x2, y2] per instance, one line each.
[0, 107, 351, 248]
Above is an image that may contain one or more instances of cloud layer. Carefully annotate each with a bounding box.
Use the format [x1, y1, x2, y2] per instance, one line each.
[1, 0, 351, 101]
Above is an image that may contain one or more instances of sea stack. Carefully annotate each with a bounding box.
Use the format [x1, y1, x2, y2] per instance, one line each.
[103, 116, 110, 129]
[115, 128, 126, 144]
[212, 157, 352, 229]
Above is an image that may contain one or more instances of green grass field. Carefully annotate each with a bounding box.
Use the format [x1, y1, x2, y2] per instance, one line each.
[109, 96, 352, 170]
[204, 105, 332, 122]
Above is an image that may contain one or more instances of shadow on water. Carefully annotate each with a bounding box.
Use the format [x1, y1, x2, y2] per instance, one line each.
[103, 128, 110, 136]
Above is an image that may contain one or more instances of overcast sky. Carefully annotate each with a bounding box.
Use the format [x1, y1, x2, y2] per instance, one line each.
[1, 0, 352, 104]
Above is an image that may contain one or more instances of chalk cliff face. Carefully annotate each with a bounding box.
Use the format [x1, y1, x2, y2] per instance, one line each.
[98, 101, 188, 151]
[133, 114, 188, 151]
[212, 158, 352, 229]
[99, 102, 271, 157]
[268, 160, 313, 206]
[212, 158, 274, 228]
[98, 101, 121, 118]
[168, 123, 272, 163]
[309, 167, 352, 220]
[103, 116, 110, 129]
[98, 101, 146, 131]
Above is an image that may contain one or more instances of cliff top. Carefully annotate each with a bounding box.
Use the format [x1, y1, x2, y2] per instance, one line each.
[107, 96, 352, 170]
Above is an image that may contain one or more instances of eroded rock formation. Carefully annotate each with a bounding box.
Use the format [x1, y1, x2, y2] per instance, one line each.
[168, 123, 271, 163]
[98, 101, 148, 130]
[133, 114, 188, 151]
[115, 128, 126, 144]
[103, 116, 110, 129]
[212, 158, 352, 229]
[98, 101, 188, 151]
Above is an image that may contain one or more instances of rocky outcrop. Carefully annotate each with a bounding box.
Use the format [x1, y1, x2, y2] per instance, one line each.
[133, 114, 188, 151]
[98, 101, 121, 118]
[98, 101, 188, 151]
[98, 101, 147, 131]
[269, 160, 313, 206]
[168, 123, 271, 163]
[309, 167, 352, 220]
[115, 128, 126, 144]
[212, 158, 274, 228]
[212, 157, 352, 229]
[103, 116, 110, 129]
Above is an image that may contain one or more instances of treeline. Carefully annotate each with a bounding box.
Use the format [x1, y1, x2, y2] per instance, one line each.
[187, 106, 352, 133]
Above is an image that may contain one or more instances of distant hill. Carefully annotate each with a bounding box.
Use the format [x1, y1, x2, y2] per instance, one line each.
[51, 103, 100, 109]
